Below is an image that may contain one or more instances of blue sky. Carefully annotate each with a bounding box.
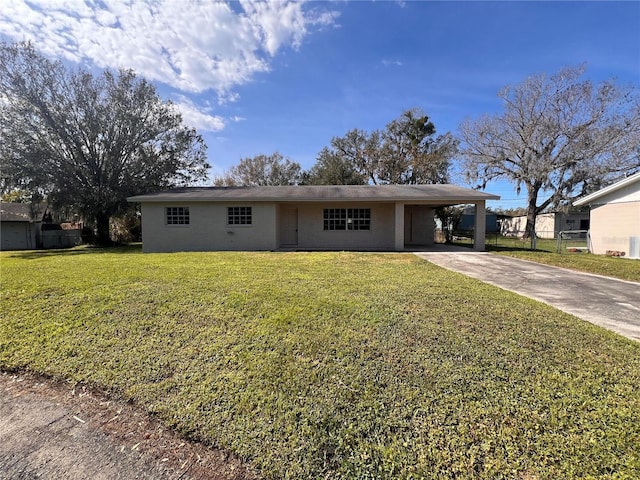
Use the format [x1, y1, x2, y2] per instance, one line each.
[1, 1, 639, 209]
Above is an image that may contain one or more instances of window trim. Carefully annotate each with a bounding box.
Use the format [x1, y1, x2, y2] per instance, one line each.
[165, 206, 190, 226]
[323, 208, 371, 231]
[227, 206, 253, 226]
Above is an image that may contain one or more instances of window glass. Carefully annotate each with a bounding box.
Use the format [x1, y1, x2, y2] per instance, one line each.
[323, 208, 370, 230]
[166, 207, 189, 225]
[228, 206, 252, 225]
[348, 208, 371, 230]
[323, 208, 346, 230]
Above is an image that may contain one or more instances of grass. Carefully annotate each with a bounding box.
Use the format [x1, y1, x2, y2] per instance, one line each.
[2, 246, 640, 479]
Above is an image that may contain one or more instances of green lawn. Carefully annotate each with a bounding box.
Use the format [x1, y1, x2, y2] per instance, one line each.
[2, 247, 639, 479]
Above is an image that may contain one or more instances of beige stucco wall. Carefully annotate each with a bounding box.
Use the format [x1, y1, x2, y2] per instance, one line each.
[501, 214, 555, 238]
[588, 201, 640, 255]
[141, 202, 405, 252]
[293, 202, 396, 250]
[141, 202, 277, 252]
[140, 201, 442, 252]
[501, 212, 589, 238]
[529, 214, 554, 238]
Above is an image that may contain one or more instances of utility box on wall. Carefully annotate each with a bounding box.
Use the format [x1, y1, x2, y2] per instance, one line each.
[629, 236, 640, 259]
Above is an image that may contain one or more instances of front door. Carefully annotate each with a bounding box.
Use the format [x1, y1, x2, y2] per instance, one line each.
[404, 206, 418, 245]
[280, 207, 298, 247]
[404, 205, 431, 246]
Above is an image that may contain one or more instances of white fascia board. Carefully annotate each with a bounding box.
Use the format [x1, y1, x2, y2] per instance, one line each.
[574, 172, 640, 206]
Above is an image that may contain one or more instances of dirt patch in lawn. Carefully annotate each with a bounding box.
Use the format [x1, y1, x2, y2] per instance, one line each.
[0, 371, 260, 480]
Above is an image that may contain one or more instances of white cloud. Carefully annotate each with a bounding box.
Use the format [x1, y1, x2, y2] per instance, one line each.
[240, 0, 307, 56]
[382, 59, 403, 67]
[172, 96, 225, 132]
[0, 0, 339, 97]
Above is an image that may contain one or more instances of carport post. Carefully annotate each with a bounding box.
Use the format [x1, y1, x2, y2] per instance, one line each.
[473, 201, 486, 251]
[395, 202, 404, 251]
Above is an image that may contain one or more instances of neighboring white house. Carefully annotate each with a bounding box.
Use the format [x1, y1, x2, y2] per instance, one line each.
[0, 202, 39, 250]
[500, 211, 590, 239]
[574, 172, 640, 258]
[128, 185, 499, 253]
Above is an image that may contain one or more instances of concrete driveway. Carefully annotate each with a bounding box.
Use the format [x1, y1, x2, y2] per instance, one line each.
[414, 252, 640, 342]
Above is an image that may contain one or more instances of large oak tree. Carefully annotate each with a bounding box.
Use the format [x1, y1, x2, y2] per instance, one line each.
[0, 42, 209, 244]
[458, 65, 640, 239]
[303, 147, 366, 185]
[213, 152, 303, 186]
[326, 108, 457, 185]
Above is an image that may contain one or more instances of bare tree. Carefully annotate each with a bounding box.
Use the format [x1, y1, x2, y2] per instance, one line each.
[0, 42, 209, 244]
[213, 152, 302, 186]
[459, 65, 640, 239]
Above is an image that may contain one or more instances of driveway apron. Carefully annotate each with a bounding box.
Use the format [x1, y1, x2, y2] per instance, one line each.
[414, 252, 640, 342]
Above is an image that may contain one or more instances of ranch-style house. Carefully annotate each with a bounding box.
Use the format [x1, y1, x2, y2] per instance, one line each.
[127, 184, 499, 253]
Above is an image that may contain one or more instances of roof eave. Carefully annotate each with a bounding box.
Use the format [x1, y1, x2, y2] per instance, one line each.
[127, 195, 500, 203]
[573, 172, 640, 206]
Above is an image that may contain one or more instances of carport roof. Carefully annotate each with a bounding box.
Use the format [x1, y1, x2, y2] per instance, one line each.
[128, 185, 499, 205]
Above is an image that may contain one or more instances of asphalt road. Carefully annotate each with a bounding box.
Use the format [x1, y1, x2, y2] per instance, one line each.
[0, 373, 258, 480]
[415, 252, 640, 342]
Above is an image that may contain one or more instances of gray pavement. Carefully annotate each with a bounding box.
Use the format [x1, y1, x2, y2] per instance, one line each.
[0, 388, 166, 480]
[414, 252, 640, 342]
[0, 373, 258, 480]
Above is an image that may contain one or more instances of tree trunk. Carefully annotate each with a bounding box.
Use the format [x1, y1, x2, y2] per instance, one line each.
[523, 187, 539, 249]
[95, 211, 112, 245]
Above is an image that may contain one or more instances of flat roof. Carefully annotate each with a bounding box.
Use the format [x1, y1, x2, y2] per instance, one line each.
[128, 185, 499, 204]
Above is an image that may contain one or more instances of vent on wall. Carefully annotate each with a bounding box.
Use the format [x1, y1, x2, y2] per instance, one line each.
[630, 236, 640, 259]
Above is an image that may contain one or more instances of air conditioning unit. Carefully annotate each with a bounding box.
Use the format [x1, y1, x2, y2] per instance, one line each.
[629, 236, 640, 259]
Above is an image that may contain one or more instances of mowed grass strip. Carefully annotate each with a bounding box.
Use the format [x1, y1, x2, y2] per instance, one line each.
[1, 246, 639, 479]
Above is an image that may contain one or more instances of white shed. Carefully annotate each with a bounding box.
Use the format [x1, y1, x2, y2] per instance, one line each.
[0, 203, 39, 250]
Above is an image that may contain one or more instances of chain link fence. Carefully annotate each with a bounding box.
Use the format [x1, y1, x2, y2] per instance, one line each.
[446, 229, 590, 253]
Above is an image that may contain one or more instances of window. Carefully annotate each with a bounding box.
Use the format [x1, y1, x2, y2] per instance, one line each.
[323, 208, 370, 231]
[166, 207, 189, 225]
[323, 208, 346, 230]
[348, 208, 371, 230]
[228, 206, 252, 225]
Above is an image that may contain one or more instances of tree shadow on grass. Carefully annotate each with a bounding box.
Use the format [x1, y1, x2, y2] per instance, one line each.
[3, 243, 142, 260]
